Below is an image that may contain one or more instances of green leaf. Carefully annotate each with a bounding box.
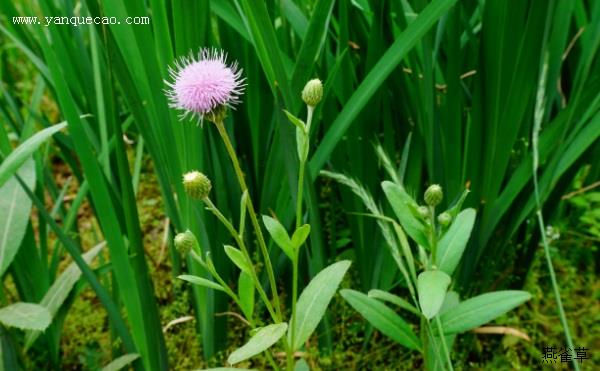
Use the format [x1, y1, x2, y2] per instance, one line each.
[381, 181, 429, 247]
[439, 291, 460, 316]
[340, 289, 421, 351]
[262, 215, 294, 259]
[289, 0, 335, 94]
[224, 245, 251, 274]
[200, 368, 255, 371]
[417, 270, 451, 319]
[227, 323, 288, 364]
[440, 291, 531, 334]
[291, 224, 311, 249]
[101, 353, 140, 371]
[290, 260, 351, 350]
[367, 289, 420, 315]
[25, 242, 105, 348]
[0, 158, 35, 278]
[309, 0, 459, 175]
[296, 126, 309, 162]
[0, 303, 51, 331]
[0, 122, 66, 188]
[238, 272, 255, 320]
[283, 110, 306, 131]
[294, 358, 310, 371]
[435, 209, 476, 275]
[178, 275, 225, 292]
[0, 325, 19, 370]
[445, 189, 470, 219]
[239, 190, 248, 237]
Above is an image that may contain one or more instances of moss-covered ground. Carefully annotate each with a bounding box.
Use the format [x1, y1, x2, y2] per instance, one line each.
[54, 156, 599, 370]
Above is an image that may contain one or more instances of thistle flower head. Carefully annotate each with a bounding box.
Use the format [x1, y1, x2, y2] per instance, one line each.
[166, 48, 245, 121]
[183, 171, 212, 200]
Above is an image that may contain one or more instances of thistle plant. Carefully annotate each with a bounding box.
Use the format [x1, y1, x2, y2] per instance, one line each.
[166, 49, 349, 369]
[322, 147, 532, 370]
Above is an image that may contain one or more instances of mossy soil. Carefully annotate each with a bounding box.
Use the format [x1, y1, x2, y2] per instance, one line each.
[47, 154, 598, 371]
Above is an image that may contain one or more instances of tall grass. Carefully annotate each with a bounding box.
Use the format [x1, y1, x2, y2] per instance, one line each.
[1, 0, 599, 368]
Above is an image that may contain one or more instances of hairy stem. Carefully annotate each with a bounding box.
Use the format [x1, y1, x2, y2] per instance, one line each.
[214, 120, 283, 321]
[203, 198, 278, 321]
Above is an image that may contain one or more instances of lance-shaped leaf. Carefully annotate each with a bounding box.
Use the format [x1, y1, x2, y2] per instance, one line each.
[238, 272, 255, 319]
[0, 158, 35, 278]
[341, 289, 421, 351]
[417, 270, 451, 319]
[0, 122, 66, 188]
[224, 245, 251, 274]
[25, 242, 105, 348]
[436, 209, 476, 275]
[382, 181, 429, 248]
[291, 224, 311, 248]
[0, 303, 51, 331]
[227, 323, 288, 364]
[178, 275, 225, 292]
[262, 215, 294, 259]
[440, 291, 531, 334]
[101, 353, 140, 371]
[290, 260, 351, 349]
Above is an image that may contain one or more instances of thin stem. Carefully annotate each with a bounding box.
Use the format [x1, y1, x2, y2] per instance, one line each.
[294, 106, 313, 230]
[289, 105, 313, 369]
[285, 344, 294, 371]
[531, 55, 580, 371]
[214, 120, 282, 321]
[287, 259, 299, 371]
[429, 206, 437, 264]
[424, 319, 446, 371]
[296, 161, 306, 229]
[203, 198, 278, 322]
[266, 352, 281, 371]
[434, 316, 454, 371]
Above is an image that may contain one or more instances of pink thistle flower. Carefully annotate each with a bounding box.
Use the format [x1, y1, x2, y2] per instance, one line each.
[166, 48, 245, 121]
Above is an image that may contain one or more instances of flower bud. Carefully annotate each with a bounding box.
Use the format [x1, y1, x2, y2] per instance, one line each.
[301, 79, 323, 107]
[174, 230, 197, 255]
[437, 212, 452, 227]
[183, 171, 211, 200]
[417, 206, 429, 219]
[424, 184, 443, 207]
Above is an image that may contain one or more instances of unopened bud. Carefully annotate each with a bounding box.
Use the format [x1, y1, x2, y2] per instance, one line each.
[424, 184, 443, 207]
[183, 171, 211, 200]
[437, 212, 452, 227]
[174, 230, 197, 254]
[417, 206, 429, 219]
[301, 79, 323, 107]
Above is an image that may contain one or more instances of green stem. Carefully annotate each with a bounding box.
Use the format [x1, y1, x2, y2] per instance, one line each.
[203, 198, 278, 322]
[285, 345, 294, 371]
[288, 105, 313, 370]
[286, 258, 299, 371]
[434, 316, 454, 371]
[296, 160, 306, 230]
[531, 56, 580, 371]
[267, 352, 281, 371]
[429, 206, 437, 265]
[214, 120, 283, 321]
[424, 319, 445, 371]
